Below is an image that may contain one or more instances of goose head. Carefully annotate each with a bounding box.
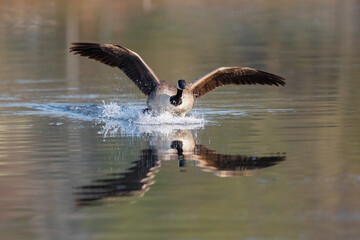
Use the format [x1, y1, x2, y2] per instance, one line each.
[170, 80, 187, 106]
[177, 79, 186, 90]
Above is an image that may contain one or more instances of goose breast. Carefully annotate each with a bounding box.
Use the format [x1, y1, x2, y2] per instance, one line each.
[147, 84, 194, 116]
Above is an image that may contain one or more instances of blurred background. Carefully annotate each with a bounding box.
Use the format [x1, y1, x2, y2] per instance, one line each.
[0, 0, 360, 239]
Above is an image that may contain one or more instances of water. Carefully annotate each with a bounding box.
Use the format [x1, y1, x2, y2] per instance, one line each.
[1, 0, 360, 239]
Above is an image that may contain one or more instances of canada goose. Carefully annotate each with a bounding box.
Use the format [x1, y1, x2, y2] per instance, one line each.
[70, 42, 285, 116]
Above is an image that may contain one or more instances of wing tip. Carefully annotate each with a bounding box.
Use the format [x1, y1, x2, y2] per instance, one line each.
[277, 77, 286, 87]
[275, 77, 286, 87]
[258, 70, 286, 87]
[69, 42, 102, 53]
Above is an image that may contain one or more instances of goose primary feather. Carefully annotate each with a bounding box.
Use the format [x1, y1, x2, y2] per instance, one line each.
[70, 42, 285, 116]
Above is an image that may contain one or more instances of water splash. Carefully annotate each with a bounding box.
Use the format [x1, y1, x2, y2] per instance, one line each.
[99, 101, 205, 137]
[0, 101, 205, 136]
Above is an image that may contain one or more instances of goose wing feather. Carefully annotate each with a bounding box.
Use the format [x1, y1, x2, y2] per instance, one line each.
[70, 42, 160, 96]
[190, 67, 285, 98]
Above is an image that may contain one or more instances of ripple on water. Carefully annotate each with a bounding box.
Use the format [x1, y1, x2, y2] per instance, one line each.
[0, 100, 297, 136]
[0, 101, 206, 136]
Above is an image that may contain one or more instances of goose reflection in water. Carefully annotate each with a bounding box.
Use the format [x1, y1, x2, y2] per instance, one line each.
[75, 130, 285, 206]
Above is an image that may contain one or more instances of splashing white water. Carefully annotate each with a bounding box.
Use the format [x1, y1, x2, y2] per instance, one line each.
[1, 101, 205, 137]
[99, 101, 205, 137]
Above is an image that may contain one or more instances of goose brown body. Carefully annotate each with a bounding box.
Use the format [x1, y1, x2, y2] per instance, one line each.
[70, 42, 285, 116]
[147, 83, 194, 116]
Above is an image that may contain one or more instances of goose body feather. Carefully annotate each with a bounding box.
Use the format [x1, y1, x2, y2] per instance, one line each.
[147, 83, 194, 116]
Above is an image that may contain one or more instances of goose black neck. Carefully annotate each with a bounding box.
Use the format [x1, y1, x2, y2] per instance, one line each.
[170, 89, 183, 106]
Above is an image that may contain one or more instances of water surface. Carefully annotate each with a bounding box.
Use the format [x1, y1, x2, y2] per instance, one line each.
[1, 0, 360, 239]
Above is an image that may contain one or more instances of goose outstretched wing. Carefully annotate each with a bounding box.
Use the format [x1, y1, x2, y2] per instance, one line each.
[190, 67, 285, 98]
[70, 42, 160, 96]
